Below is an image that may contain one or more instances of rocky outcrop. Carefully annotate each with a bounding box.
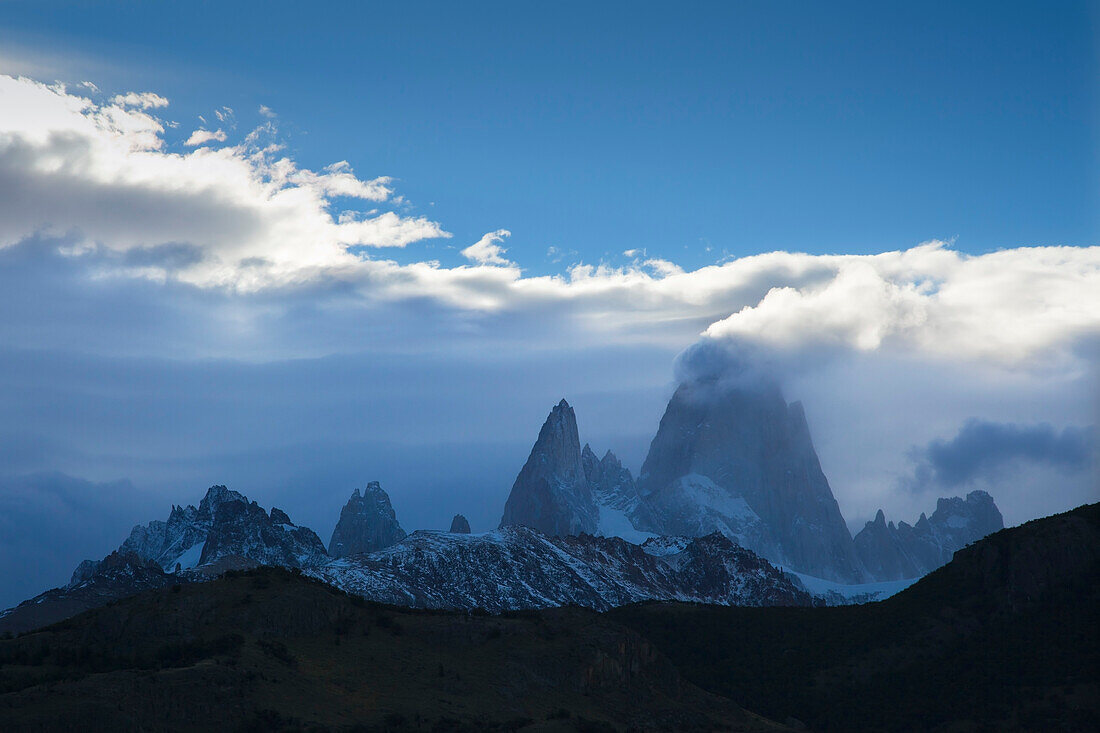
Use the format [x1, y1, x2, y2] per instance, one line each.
[449, 514, 471, 533]
[637, 379, 866, 583]
[69, 559, 102, 587]
[854, 490, 1005, 581]
[328, 482, 407, 557]
[2, 551, 178, 635]
[500, 399, 599, 536]
[117, 485, 245, 570]
[200, 497, 328, 568]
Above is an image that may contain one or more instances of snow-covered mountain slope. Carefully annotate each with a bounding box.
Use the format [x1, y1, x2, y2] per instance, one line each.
[641, 472, 771, 554]
[582, 444, 657, 543]
[784, 568, 918, 605]
[4, 476, 907, 634]
[310, 526, 813, 612]
[853, 490, 1005, 581]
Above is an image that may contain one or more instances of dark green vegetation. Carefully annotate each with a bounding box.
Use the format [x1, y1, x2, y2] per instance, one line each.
[612, 503, 1100, 732]
[1, 504, 1096, 732]
[0, 569, 780, 732]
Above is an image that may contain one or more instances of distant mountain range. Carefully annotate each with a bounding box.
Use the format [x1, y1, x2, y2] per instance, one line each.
[2, 376, 1005, 632]
[497, 378, 1002, 584]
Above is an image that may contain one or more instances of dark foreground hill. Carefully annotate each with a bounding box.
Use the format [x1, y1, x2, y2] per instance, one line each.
[611, 502, 1100, 732]
[0, 567, 783, 733]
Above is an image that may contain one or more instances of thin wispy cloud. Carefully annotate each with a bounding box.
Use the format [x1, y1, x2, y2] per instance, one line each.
[110, 91, 169, 109]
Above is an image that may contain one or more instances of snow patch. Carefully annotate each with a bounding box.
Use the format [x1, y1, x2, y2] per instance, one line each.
[163, 542, 204, 571]
[675, 474, 760, 523]
[596, 505, 656, 545]
[786, 568, 917, 603]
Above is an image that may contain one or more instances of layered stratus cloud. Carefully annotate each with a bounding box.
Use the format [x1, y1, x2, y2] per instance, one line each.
[1, 73, 1099, 374]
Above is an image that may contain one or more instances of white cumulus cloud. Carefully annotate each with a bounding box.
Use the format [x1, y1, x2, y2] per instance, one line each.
[461, 229, 513, 266]
[702, 243, 1100, 369]
[0, 74, 451, 291]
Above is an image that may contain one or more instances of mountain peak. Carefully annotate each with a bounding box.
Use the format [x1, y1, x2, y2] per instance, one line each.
[500, 401, 597, 536]
[198, 485, 246, 517]
[449, 514, 471, 534]
[329, 482, 407, 557]
[600, 449, 622, 468]
[637, 378, 865, 583]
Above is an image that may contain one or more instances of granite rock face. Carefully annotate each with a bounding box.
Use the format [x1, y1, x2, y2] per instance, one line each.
[448, 514, 471, 533]
[854, 490, 1004, 581]
[328, 482, 408, 557]
[636, 379, 866, 583]
[499, 400, 600, 536]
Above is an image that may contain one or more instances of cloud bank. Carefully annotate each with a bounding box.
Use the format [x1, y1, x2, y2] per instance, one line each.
[1, 72, 1097, 369]
[905, 420, 1097, 492]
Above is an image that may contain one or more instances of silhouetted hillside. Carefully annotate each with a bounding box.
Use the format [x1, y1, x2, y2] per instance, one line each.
[610, 503, 1100, 732]
[0, 567, 782, 732]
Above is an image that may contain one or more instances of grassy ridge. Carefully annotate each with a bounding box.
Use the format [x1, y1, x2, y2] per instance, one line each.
[0, 568, 779, 732]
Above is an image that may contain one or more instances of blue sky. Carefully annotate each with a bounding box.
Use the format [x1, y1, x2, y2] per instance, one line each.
[2, 0, 1096, 273]
[0, 1, 1097, 607]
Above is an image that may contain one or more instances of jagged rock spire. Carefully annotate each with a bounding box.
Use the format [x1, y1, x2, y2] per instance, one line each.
[449, 514, 471, 533]
[499, 399, 598, 536]
[854, 490, 1004, 581]
[329, 481, 407, 557]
